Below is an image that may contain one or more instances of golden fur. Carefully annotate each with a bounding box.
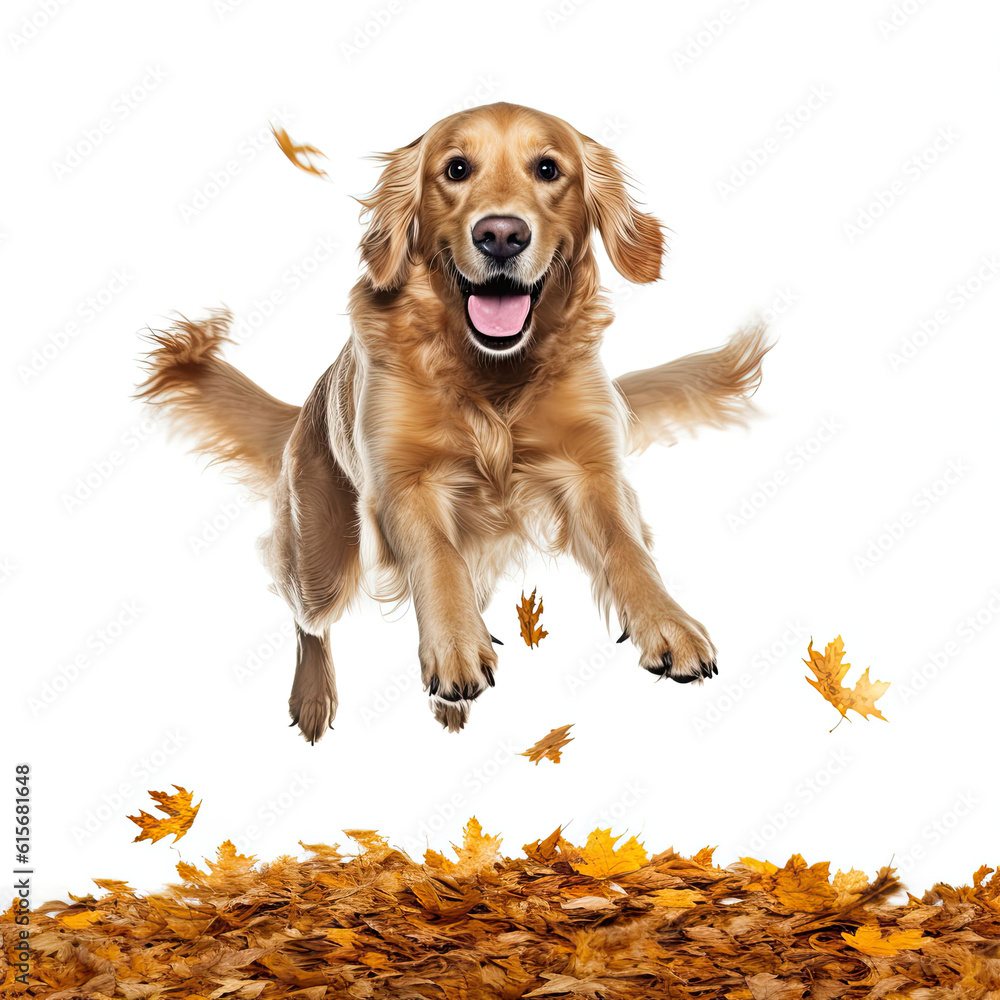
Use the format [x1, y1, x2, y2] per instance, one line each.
[138, 103, 771, 740]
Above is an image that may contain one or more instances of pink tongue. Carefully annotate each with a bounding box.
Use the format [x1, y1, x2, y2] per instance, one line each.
[467, 294, 530, 337]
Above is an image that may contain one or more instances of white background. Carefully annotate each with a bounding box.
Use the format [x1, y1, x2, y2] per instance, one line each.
[3, 0, 999, 905]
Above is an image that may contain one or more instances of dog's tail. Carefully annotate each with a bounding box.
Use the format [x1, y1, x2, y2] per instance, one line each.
[614, 321, 773, 453]
[136, 309, 301, 494]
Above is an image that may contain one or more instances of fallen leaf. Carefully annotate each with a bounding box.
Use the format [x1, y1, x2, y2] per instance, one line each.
[271, 125, 329, 178]
[650, 888, 703, 908]
[743, 854, 838, 912]
[746, 972, 807, 999]
[59, 910, 102, 929]
[561, 895, 616, 911]
[832, 867, 870, 907]
[842, 924, 927, 956]
[428, 817, 503, 876]
[6, 819, 1000, 998]
[741, 857, 780, 876]
[519, 724, 573, 764]
[128, 785, 201, 845]
[805, 636, 889, 722]
[574, 829, 648, 880]
[517, 587, 548, 647]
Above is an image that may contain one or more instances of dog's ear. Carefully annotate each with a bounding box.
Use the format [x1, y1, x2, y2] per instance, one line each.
[358, 135, 424, 291]
[579, 136, 665, 284]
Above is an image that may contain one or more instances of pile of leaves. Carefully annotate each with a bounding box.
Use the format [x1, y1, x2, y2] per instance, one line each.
[4, 821, 1000, 998]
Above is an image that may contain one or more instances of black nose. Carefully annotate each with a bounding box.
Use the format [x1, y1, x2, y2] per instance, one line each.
[472, 216, 531, 259]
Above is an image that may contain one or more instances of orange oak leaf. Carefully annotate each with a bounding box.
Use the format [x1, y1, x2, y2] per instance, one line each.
[128, 786, 201, 845]
[271, 125, 329, 178]
[517, 588, 548, 647]
[574, 829, 648, 880]
[842, 925, 927, 956]
[519, 724, 573, 765]
[804, 636, 889, 723]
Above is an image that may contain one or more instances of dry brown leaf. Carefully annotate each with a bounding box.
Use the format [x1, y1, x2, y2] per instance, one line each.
[746, 972, 807, 999]
[519, 723, 573, 764]
[127, 785, 201, 845]
[8, 802, 1000, 999]
[651, 887, 703, 908]
[517, 587, 548, 647]
[270, 125, 329, 178]
[805, 635, 889, 722]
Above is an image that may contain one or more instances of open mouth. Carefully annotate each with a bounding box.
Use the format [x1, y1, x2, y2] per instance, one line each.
[454, 269, 545, 352]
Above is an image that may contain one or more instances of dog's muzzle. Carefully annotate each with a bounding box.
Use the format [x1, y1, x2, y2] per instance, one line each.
[455, 270, 545, 353]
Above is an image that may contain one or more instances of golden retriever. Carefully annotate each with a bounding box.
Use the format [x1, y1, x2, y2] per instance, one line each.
[138, 102, 770, 741]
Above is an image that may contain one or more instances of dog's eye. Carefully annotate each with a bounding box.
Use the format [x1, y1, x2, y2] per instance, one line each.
[446, 158, 470, 181]
[537, 158, 560, 181]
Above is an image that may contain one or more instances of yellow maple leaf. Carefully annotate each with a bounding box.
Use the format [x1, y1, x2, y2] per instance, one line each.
[771, 855, 838, 912]
[651, 888, 703, 908]
[517, 588, 548, 647]
[574, 829, 648, 880]
[842, 924, 927, 956]
[519, 724, 574, 765]
[128, 786, 201, 845]
[743, 855, 838, 912]
[207, 840, 256, 875]
[59, 910, 102, 929]
[832, 867, 869, 907]
[431, 817, 503, 875]
[741, 857, 779, 876]
[270, 125, 329, 178]
[344, 829, 391, 862]
[805, 636, 889, 722]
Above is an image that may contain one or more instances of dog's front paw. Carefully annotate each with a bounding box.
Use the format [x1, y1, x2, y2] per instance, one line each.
[420, 621, 498, 732]
[288, 687, 337, 745]
[624, 603, 718, 684]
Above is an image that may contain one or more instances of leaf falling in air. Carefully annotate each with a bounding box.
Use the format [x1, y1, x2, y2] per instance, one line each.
[128, 785, 201, 845]
[517, 587, 548, 647]
[271, 125, 329, 178]
[520, 724, 574, 764]
[804, 635, 889, 723]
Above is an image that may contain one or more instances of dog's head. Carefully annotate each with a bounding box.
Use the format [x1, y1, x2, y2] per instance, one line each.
[358, 103, 665, 356]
